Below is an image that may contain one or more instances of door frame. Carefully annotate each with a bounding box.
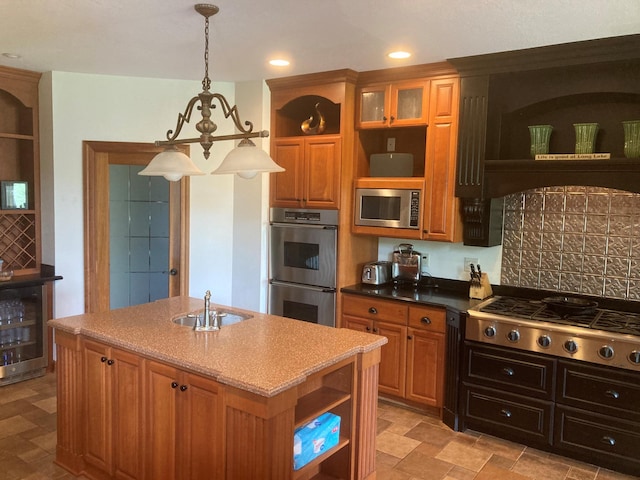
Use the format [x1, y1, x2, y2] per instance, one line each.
[83, 141, 190, 313]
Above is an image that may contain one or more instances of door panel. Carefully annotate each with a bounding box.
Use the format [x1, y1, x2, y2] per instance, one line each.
[83, 141, 189, 313]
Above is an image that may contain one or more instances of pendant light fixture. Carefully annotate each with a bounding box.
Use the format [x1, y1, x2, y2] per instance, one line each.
[139, 4, 284, 181]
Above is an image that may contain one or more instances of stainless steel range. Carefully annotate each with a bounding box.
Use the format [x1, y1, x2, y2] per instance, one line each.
[467, 296, 640, 371]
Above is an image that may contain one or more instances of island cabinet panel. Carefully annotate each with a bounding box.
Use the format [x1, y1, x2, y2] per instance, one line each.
[83, 339, 142, 480]
[143, 360, 223, 480]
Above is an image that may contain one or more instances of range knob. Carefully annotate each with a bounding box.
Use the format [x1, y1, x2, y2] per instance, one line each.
[599, 345, 614, 359]
[537, 335, 551, 348]
[629, 351, 640, 365]
[483, 326, 497, 338]
[564, 339, 578, 354]
[506, 329, 520, 342]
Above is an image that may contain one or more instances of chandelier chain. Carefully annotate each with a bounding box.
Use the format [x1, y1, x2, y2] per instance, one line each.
[202, 15, 211, 91]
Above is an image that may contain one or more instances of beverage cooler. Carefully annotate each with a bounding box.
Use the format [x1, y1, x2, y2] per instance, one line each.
[0, 283, 47, 385]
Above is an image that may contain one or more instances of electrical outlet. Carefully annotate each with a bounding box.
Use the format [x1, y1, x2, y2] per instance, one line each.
[387, 137, 396, 152]
[463, 257, 478, 272]
[421, 254, 430, 272]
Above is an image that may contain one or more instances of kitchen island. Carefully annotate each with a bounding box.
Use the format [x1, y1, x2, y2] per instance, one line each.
[50, 296, 386, 480]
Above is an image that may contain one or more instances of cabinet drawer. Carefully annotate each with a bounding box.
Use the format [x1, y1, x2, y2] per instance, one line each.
[464, 343, 555, 399]
[555, 405, 640, 476]
[557, 360, 640, 421]
[408, 305, 445, 332]
[463, 384, 553, 447]
[342, 295, 407, 325]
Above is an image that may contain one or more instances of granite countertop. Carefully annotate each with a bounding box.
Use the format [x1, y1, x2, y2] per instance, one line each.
[48, 296, 387, 398]
[341, 280, 483, 313]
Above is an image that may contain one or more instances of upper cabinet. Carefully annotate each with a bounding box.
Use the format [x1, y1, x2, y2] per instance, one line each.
[356, 79, 430, 129]
[267, 71, 358, 210]
[0, 66, 41, 275]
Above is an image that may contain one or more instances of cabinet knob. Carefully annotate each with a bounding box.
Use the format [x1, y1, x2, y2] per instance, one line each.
[171, 382, 179, 389]
[169, 268, 178, 276]
[382, 116, 388, 122]
[421, 316, 431, 325]
[180, 385, 188, 392]
[500, 409, 512, 418]
[107, 359, 114, 366]
[601, 436, 616, 446]
[501, 367, 514, 377]
[407, 335, 413, 340]
[100, 356, 108, 363]
[605, 389, 620, 400]
[365, 326, 371, 332]
[368, 307, 378, 314]
[389, 115, 395, 124]
[373, 328, 378, 333]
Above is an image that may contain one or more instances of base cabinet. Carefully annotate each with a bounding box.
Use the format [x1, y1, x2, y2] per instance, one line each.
[144, 359, 223, 480]
[83, 339, 142, 480]
[342, 294, 445, 409]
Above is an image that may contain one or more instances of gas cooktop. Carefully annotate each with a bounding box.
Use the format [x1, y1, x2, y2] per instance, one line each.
[476, 296, 640, 336]
[467, 296, 640, 372]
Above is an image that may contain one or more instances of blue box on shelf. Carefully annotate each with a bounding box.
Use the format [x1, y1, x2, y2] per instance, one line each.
[293, 412, 341, 470]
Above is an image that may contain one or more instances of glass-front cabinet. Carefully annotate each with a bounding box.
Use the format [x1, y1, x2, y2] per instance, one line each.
[357, 80, 430, 129]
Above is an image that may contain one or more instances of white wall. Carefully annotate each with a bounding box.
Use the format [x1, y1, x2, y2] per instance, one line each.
[378, 238, 503, 285]
[40, 72, 250, 318]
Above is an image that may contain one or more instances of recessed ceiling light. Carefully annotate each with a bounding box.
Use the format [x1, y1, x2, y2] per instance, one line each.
[269, 59, 290, 67]
[2, 53, 21, 59]
[388, 51, 411, 59]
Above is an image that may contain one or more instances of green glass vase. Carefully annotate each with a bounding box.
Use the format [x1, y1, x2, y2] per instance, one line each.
[528, 125, 553, 158]
[573, 123, 599, 154]
[623, 120, 640, 158]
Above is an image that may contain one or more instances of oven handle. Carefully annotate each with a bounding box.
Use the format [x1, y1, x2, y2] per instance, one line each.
[270, 222, 337, 230]
[269, 280, 336, 293]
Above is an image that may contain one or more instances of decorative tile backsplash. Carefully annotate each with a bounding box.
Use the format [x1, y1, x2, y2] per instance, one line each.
[501, 186, 640, 301]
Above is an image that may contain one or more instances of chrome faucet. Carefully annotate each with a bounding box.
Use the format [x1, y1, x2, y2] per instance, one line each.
[194, 290, 220, 331]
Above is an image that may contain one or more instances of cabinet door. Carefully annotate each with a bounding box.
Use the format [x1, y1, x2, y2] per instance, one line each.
[304, 136, 341, 209]
[423, 77, 461, 242]
[270, 138, 304, 207]
[376, 321, 407, 398]
[84, 340, 113, 472]
[390, 80, 430, 127]
[83, 341, 142, 479]
[357, 84, 390, 128]
[178, 373, 224, 480]
[406, 328, 445, 406]
[144, 360, 179, 480]
[342, 314, 373, 333]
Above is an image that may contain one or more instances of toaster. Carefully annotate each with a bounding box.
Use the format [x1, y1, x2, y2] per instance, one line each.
[361, 261, 392, 285]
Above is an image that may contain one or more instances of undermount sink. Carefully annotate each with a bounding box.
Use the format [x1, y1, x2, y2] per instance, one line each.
[172, 309, 253, 328]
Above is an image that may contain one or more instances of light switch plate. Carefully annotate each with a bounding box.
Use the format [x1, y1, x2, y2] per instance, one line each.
[387, 137, 396, 152]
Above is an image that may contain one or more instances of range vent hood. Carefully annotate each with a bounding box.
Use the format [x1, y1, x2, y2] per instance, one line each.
[448, 35, 640, 246]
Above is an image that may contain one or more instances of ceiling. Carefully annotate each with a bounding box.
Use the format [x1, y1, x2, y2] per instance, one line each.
[1, 0, 639, 83]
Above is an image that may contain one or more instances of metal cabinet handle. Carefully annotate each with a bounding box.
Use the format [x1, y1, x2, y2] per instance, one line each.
[171, 382, 179, 389]
[368, 307, 378, 314]
[421, 317, 431, 325]
[605, 389, 620, 399]
[100, 357, 108, 363]
[500, 409, 512, 418]
[502, 367, 514, 376]
[107, 359, 114, 366]
[180, 385, 188, 392]
[601, 436, 616, 446]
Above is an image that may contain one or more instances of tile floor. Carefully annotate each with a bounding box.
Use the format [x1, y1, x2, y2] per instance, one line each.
[1, 373, 637, 479]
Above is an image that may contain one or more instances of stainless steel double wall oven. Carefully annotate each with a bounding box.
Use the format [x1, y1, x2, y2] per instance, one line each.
[268, 208, 337, 327]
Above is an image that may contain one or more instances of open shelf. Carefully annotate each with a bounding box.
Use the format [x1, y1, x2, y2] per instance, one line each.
[292, 438, 350, 480]
[295, 387, 351, 427]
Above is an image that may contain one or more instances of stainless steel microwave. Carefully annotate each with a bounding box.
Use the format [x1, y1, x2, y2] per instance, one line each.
[354, 187, 421, 229]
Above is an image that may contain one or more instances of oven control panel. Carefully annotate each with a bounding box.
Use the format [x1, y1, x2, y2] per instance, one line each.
[466, 317, 640, 372]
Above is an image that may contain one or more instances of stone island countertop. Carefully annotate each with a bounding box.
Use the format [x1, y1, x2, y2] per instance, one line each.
[49, 295, 387, 397]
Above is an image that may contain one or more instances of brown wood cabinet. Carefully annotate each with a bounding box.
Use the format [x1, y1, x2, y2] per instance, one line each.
[270, 135, 341, 209]
[342, 294, 446, 410]
[144, 359, 224, 480]
[423, 77, 462, 242]
[0, 66, 41, 275]
[83, 339, 142, 480]
[356, 79, 430, 129]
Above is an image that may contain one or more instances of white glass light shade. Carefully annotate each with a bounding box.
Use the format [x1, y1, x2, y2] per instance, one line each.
[211, 139, 284, 179]
[138, 147, 205, 182]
